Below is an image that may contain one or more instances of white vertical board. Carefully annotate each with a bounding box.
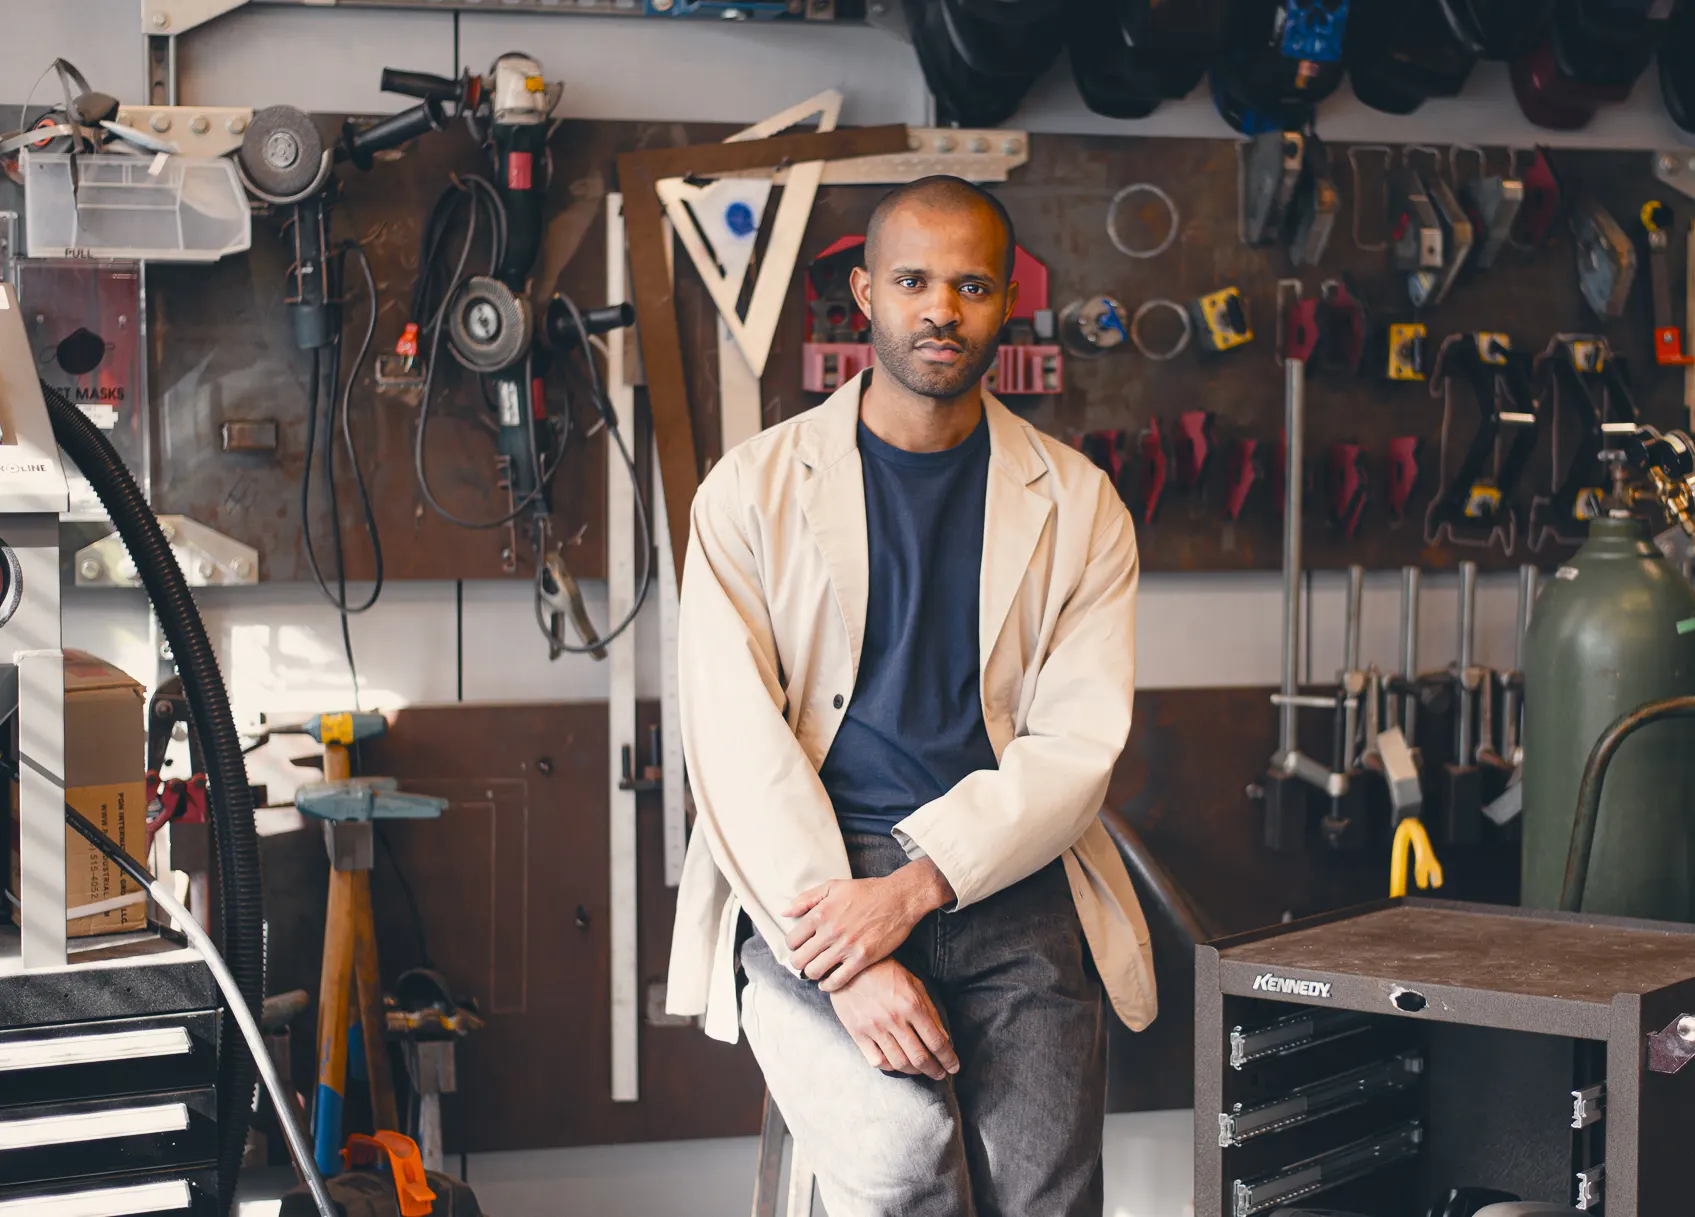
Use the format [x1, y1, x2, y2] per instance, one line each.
[605, 193, 639, 1103]
[653, 444, 686, 888]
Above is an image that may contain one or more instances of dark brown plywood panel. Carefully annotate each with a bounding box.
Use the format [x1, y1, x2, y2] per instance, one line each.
[356, 701, 765, 1151]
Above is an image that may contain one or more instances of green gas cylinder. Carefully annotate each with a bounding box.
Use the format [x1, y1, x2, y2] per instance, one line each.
[1521, 515, 1695, 919]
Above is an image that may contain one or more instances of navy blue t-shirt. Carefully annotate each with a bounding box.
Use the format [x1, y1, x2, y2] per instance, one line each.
[818, 412, 999, 835]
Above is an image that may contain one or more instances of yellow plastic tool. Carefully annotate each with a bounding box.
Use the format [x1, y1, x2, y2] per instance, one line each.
[1389, 816, 1445, 899]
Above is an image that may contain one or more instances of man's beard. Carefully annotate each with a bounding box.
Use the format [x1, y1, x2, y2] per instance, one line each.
[870, 320, 1001, 401]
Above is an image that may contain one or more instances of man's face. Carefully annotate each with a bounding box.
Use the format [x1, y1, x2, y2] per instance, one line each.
[850, 201, 1018, 401]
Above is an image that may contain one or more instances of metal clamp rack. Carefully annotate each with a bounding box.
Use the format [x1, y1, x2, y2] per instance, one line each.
[1195, 899, 1695, 1216]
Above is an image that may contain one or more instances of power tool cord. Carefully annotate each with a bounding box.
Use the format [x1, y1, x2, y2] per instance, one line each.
[529, 293, 653, 653]
[299, 240, 384, 706]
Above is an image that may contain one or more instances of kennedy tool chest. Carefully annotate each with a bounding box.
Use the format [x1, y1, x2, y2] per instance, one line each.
[0, 925, 223, 1216]
[1194, 900, 1695, 1217]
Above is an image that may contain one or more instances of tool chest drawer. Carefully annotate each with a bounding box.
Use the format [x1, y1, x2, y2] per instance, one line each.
[0, 1010, 218, 1108]
[1195, 899, 1695, 1217]
[0, 1167, 219, 1216]
[0, 1089, 218, 1189]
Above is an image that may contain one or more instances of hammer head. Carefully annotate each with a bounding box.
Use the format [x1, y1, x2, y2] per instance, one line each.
[303, 711, 386, 746]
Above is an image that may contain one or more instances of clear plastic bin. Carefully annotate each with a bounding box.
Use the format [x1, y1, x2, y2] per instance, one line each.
[22, 149, 251, 263]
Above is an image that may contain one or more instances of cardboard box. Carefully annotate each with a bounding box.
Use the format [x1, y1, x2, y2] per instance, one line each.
[9, 649, 149, 937]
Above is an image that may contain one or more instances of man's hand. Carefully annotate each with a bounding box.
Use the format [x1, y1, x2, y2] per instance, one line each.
[829, 958, 959, 1080]
[784, 859, 955, 992]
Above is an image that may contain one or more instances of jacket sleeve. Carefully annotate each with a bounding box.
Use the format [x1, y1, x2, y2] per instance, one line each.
[892, 474, 1138, 910]
[678, 457, 852, 964]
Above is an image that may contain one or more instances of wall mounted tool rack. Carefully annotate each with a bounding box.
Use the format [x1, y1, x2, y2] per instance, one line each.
[1195, 899, 1695, 1216]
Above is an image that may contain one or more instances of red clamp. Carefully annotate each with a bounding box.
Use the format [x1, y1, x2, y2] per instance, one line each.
[1137, 420, 1169, 524]
[1386, 437, 1422, 523]
[1515, 148, 1560, 249]
[147, 773, 208, 845]
[1327, 443, 1370, 540]
[395, 322, 420, 359]
[1223, 438, 1259, 521]
[1174, 411, 1213, 492]
[1318, 280, 1367, 373]
[344, 1131, 437, 1217]
[1285, 298, 1322, 364]
[1078, 430, 1127, 486]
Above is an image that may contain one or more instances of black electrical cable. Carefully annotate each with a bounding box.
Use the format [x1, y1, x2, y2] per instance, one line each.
[42, 382, 264, 1214]
[300, 240, 384, 706]
[528, 296, 654, 654]
[376, 823, 434, 970]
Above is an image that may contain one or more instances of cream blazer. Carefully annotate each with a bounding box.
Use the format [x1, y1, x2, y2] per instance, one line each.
[666, 371, 1156, 1043]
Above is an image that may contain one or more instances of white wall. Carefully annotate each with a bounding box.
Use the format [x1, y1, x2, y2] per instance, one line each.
[17, 5, 1686, 1213]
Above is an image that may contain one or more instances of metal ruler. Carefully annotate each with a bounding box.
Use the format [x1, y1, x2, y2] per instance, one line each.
[604, 193, 639, 1103]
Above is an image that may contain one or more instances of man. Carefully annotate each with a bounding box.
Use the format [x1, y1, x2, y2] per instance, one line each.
[666, 175, 1153, 1217]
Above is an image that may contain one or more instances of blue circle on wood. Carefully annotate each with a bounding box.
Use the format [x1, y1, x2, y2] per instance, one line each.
[724, 201, 757, 237]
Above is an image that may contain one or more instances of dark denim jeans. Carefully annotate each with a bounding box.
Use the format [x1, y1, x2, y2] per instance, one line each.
[740, 832, 1107, 1217]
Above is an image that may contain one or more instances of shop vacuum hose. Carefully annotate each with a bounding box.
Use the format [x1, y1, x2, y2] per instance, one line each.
[39, 383, 328, 1216]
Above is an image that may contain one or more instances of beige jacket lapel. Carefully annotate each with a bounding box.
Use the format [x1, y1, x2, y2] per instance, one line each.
[795, 376, 870, 681]
[979, 394, 1054, 700]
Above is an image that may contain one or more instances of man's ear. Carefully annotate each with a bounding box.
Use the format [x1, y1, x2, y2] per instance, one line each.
[1003, 277, 1020, 326]
[849, 264, 872, 317]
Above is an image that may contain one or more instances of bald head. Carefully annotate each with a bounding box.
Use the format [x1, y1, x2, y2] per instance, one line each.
[865, 176, 1017, 284]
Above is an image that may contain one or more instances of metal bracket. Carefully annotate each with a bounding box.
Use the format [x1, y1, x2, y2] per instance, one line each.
[1647, 1013, 1695, 1074]
[1576, 1163, 1604, 1211]
[1571, 1082, 1605, 1129]
[111, 107, 253, 159]
[75, 515, 258, 587]
[716, 127, 1026, 187]
[142, 0, 249, 36]
[1655, 151, 1695, 201]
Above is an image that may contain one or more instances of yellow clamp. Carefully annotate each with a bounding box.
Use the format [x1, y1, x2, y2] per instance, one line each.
[319, 712, 356, 746]
[1389, 816, 1444, 899]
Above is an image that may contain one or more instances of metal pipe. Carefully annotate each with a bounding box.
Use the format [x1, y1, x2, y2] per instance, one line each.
[1098, 806, 1218, 946]
[1343, 565, 1365, 674]
[1272, 693, 1343, 710]
[1279, 357, 1306, 756]
[1561, 696, 1695, 911]
[1397, 568, 1420, 739]
[1457, 561, 1478, 766]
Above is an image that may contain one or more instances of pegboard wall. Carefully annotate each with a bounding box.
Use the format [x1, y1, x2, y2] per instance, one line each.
[8, 120, 1688, 582]
[768, 137, 1695, 574]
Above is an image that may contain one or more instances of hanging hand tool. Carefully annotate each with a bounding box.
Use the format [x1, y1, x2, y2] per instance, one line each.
[1390, 166, 1444, 277]
[1433, 561, 1485, 847]
[1322, 566, 1371, 851]
[1641, 200, 1695, 366]
[1137, 419, 1169, 524]
[1572, 198, 1638, 320]
[1242, 129, 1306, 246]
[1260, 292, 1347, 851]
[1078, 429, 1133, 504]
[1426, 333, 1541, 550]
[1386, 436, 1422, 524]
[1058, 294, 1129, 357]
[1288, 133, 1339, 266]
[1224, 438, 1260, 521]
[1410, 177, 1474, 308]
[1461, 172, 1525, 270]
[1532, 338, 1638, 548]
[1513, 148, 1561, 248]
[1326, 443, 1369, 539]
[1375, 320, 1429, 382]
[1174, 410, 1214, 494]
[1316, 277, 1367, 373]
[1190, 286, 1254, 353]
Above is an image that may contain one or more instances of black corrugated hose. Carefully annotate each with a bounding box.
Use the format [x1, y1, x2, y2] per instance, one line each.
[41, 381, 263, 1213]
